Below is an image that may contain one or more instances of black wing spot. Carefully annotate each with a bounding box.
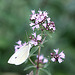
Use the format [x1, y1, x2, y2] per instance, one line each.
[15, 57, 17, 59]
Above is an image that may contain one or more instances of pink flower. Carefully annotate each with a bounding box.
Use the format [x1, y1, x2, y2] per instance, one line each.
[35, 24, 40, 28]
[43, 11, 48, 17]
[54, 49, 59, 54]
[16, 40, 22, 46]
[15, 40, 26, 52]
[30, 40, 38, 46]
[31, 10, 35, 14]
[36, 55, 48, 64]
[30, 22, 35, 26]
[51, 49, 65, 63]
[32, 32, 41, 40]
[37, 35, 42, 40]
[43, 58, 48, 63]
[32, 26, 35, 31]
[38, 10, 42, 15]
[30, 32, 42, 46]
[59, 51, 65, 59]
[51, 57, 56, 62]
[37, 55, 44, 60]
[32, 25, 39, 31]
[43, 23, 46, 28]
[30, 9, 56, 32]
[32, 32, 36, 38]
[39, 55, 44, 60]
[47, 18, 50, 23]
[31, 14, 36, 20]
[58, 57, 63, 63]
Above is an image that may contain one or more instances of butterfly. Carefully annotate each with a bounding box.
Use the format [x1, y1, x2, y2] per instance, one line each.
[8, 42, 32, 65]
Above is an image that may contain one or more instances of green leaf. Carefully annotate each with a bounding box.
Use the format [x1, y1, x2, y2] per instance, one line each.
[43, 40, 48, 44]
[26, 71, 33, 75]
[40, 44, 44, 47]
[43, 64, 49, 68]
[30, 54, 37, 57]
[24, 59, 28, 64]
[24, 66, 35, 71]
[40, 68, 51, 75]
[29, 46, 39, 57]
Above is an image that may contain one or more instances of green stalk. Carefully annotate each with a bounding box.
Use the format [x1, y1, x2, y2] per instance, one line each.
[36, 46, 41, 75]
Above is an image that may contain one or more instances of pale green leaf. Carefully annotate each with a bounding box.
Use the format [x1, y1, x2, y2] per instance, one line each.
[40, 68, 51, 75]
[29, 46, 39, 57]
[43, 64, 49, 68]
[24, 66, 35, 71]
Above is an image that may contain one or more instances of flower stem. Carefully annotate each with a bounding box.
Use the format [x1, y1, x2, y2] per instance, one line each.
[29, 57, 36, 67]
[36, 46, 41, 75]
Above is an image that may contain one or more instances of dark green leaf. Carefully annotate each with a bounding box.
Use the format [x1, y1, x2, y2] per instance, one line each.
[24, 66, 35, 71]
[26, 71, 33, 75]
[43, 64, 49, 68]
[29, 46, 39, 57]
[40, 44, 44, 47]
[40, 68, 51, 75]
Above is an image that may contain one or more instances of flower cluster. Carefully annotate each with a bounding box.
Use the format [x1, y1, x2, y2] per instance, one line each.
[15, 40, 26, 52]
[8, 9, 65, 67]
[30, 10, 56, 31]
[51, 49, 65, 63]
[29, 32, 42, 46]
[35, 55, 48, 64]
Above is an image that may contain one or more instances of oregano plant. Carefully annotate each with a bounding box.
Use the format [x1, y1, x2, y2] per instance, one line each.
[8, 9, 65, 75]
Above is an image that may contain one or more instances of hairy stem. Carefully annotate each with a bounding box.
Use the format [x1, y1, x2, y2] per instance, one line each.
[36, 46, 41, 75]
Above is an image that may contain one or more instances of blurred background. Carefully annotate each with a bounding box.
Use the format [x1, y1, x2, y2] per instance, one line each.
[0, 0, 75, 75]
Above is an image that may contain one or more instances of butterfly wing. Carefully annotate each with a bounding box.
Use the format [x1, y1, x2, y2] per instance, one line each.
[8, 43, 31, 65]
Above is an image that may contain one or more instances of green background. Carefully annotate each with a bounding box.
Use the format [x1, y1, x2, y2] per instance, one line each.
[0, 0, 75, 75]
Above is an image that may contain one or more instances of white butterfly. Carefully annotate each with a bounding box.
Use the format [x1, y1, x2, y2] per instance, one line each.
[8, 42, 32, 65]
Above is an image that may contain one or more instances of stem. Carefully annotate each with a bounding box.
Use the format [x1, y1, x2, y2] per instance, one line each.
[36, 46, 41, 75]
[41, 36, 46, 44]
[29, 57, 36, 67]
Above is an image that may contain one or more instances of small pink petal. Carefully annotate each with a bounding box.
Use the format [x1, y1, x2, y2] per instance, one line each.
[51, 57, 56, 62]
[31, 14, 36, 20]
[32, 26, 35, 31]
[34, 42, 38, 46]
[43, 58, 48, 63]
[37, 35, 42, 40]
[58, 58, 63, 63]
[53, 27, 56, 30]
[43, 11, 48, 17]
[16, 40, 22, 45]
[47, 18, 51, 23]
[31, 10, 35, 14]
[23, 42, 26, 46]
[38, 18, 42, 22]
[54, 49, 59, 54]
[30, 40, 38, 46]
[37, 55, 44, 60]
[15, 45, 20, 52]
[49, 26, 53, 29]
[59, 51, 65, 59]
[38, 10, 42, 15]
[35, 20, 39, 24]
[41, 16, 44, 20]
[35, 25, 39, 29]
[30, 40, 35, 44]
[30, 22, 35, 26]
[43, 23, 46, 28]
[39, 55, 44, 60]
[32, 32, 36, 38]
